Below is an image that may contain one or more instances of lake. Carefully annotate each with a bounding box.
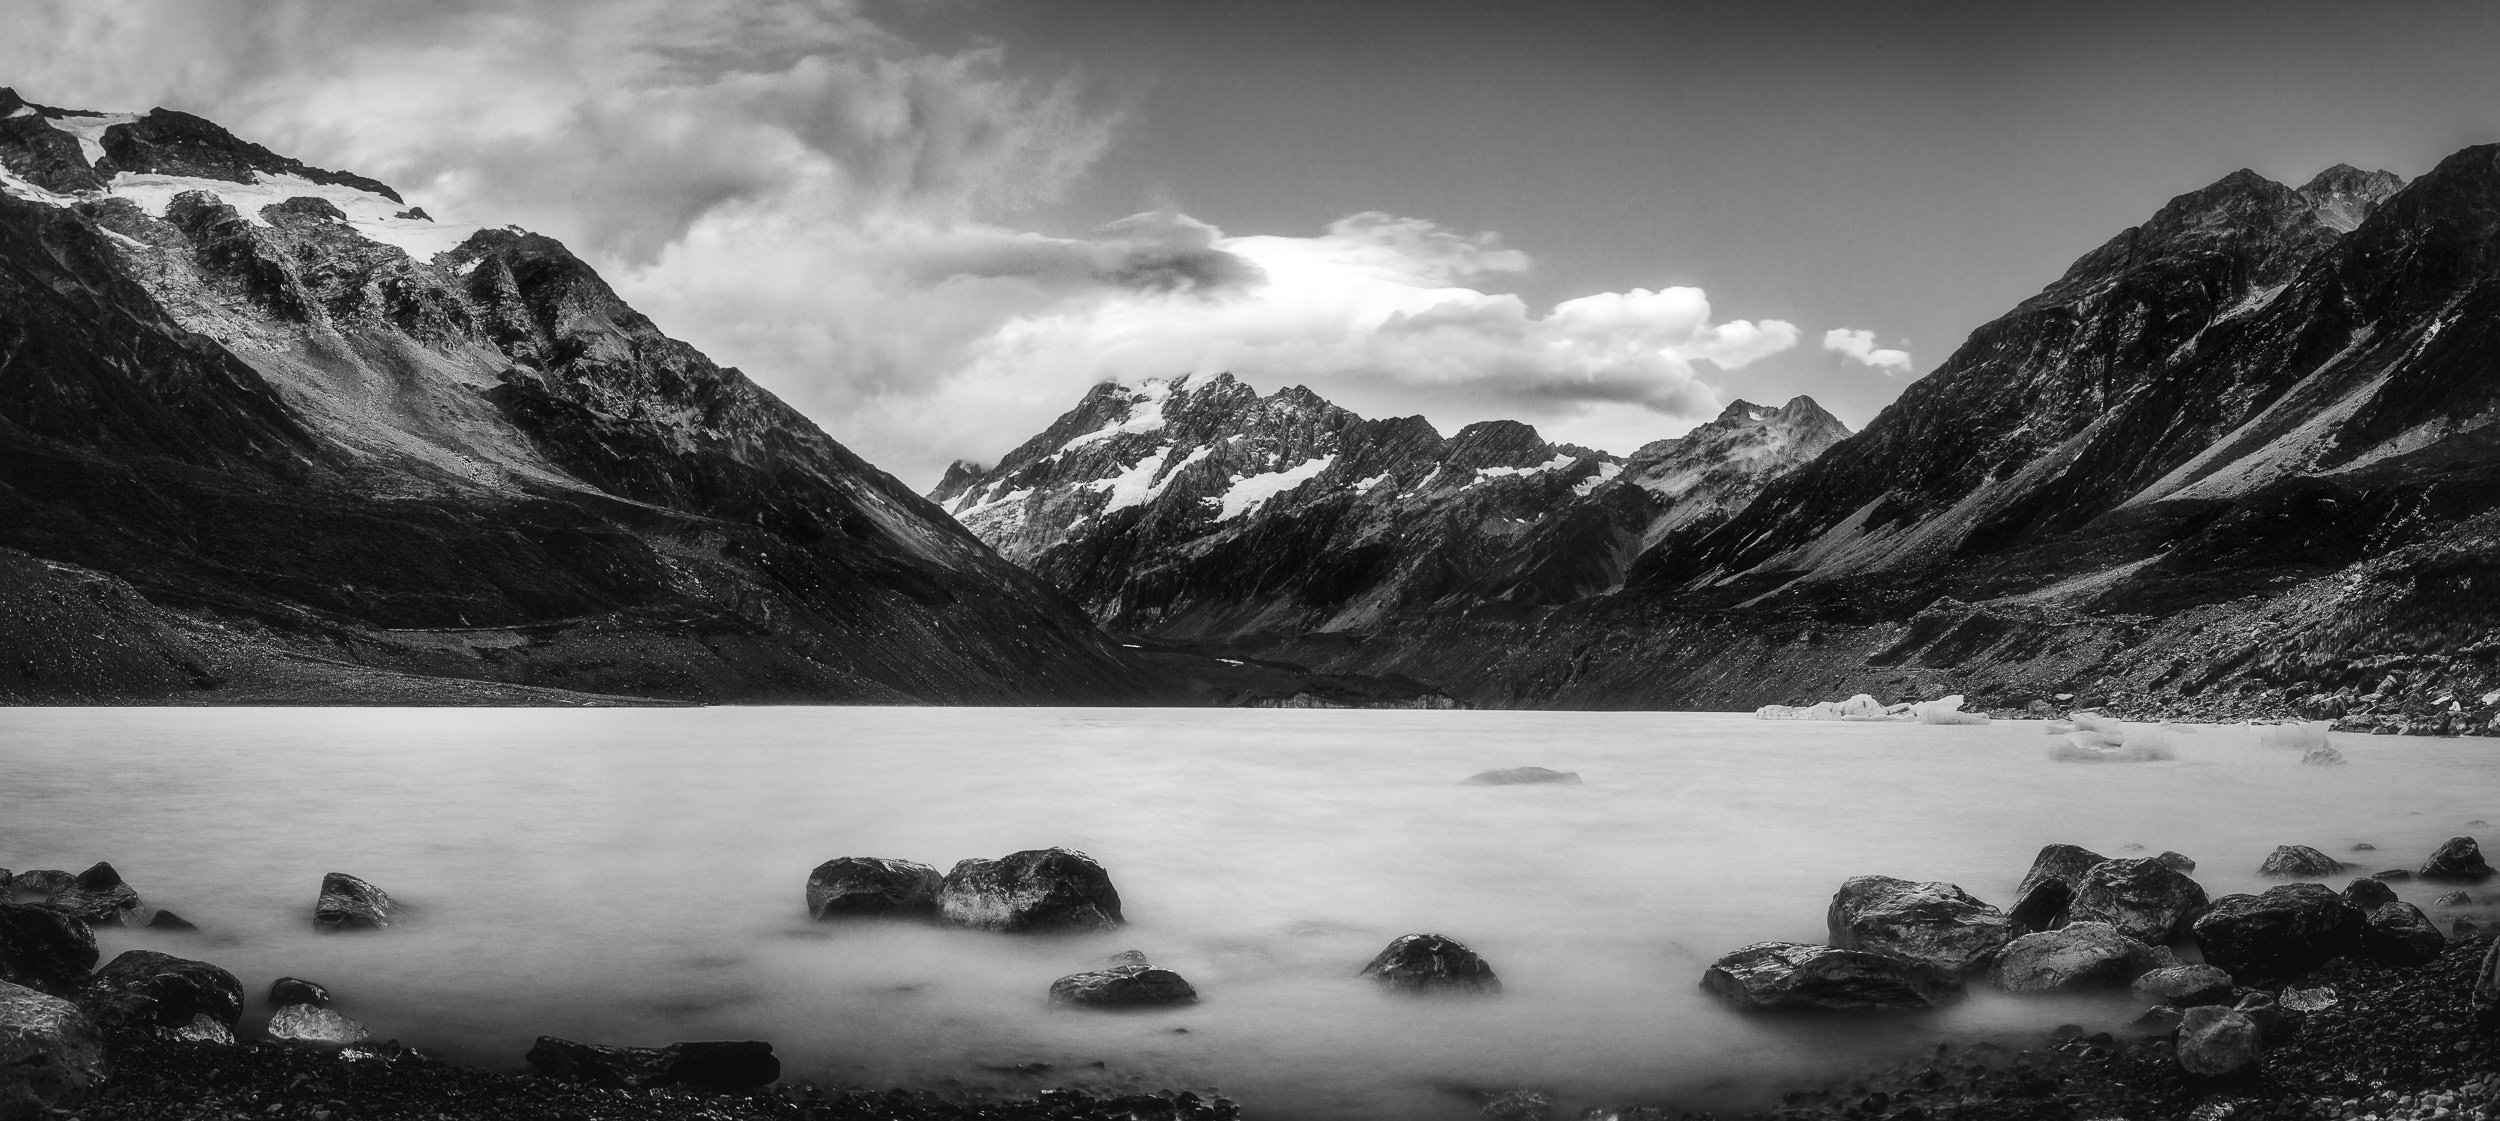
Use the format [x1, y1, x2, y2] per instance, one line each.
[2, 708, 2492, 1119]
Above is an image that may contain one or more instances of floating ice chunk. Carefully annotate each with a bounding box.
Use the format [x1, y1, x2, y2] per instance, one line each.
[1754, 694, 1906, 721]
[2256, 721, 2333, 752]
[1912, 695, 1990, 725]
[2301, 745, 2346, 766]
[2070, 710, 2126, 735]
[2049, 732, 2174, 763]
[2043, 720, 2077, 735]
[2120, 724, 2180, 757]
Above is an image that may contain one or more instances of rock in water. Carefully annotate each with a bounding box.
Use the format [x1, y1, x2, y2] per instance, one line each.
[1992, 923, 2165, 992]
[2192, 884, 2365, 982]
[1701, 942, 1961, 1011]
[1463, 767, 1582, 785]
[937, 849, 1123, 933]
[75, 950, 244, 1041]
[2343, 878, 2399, 909]
[2174, 1005, 2263, 1076]
[2155, 851, 2197, 873]
[42, 863, 141, 927]
[1824, 876, 2013, 973]
[2010, 844, 2107, 932]
[2419, 836, 2494, 881]
[805, 858, 943, 921]
[2257, 845, 2347, 878]
[1049, 964, 1199, 1008]
[0, 980, 108, 1116]
[266, 1004, 369, 1048]
[313, 873, 399, 931]
[2130, 964, 2235, 1008]
[7, 871, 73, 899]
[0, 903, 99, 997]
[525, 1037, 779, 1091]
[268, 977, 331, 1008]
[2359, 901, 2446, 966]
[2067, 858, 2210, 944]
[1361, 934, 1502, 995]
[143, 910, 197, 932]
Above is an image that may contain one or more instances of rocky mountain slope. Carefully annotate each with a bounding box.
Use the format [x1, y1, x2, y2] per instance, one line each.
[1240, 153, 2500, 730]
[930, 372, 1847, 640]
[0, 88, 1170, 704]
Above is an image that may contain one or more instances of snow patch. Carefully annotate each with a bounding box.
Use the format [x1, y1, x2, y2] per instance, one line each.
[1212, 454, 1336, 521]
[108, 171, 481, 260]
[46, 113, 136, 167]
[1472, 453, 1575, 485]
[1088, 442, 1208, 514]
[1062, 381, 1173, 451]
[1350, 472, 1393, 495]
[3, 105, 35, 120]
[1571, 462, 1623, 496]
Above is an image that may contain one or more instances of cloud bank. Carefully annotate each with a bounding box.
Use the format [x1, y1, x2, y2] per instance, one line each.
[1, 0, 1838, 483]
[1823, 327, 1913, 376]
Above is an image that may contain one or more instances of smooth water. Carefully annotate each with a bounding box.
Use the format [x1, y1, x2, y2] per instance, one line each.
[2, 709, 2493, 1119]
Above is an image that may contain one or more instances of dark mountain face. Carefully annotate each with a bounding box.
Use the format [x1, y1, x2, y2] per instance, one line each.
[931, 373, 1848, 638]
[0, 89, 1165, 704]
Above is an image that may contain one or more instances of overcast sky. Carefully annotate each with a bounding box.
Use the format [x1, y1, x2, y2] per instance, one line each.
[7, 0, 2500, 487]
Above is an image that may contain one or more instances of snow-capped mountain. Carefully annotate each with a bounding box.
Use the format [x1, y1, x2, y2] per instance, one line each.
[0, 89, 1163, 703]
[930, 372, 1848, 637]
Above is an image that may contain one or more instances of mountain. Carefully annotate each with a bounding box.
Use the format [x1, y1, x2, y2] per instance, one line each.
[0, 88, 1168, 704]
[930, 372, 1848, 639]
[1236, 154, 2500, 731]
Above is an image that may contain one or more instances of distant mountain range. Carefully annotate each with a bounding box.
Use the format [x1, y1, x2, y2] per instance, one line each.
[7, 86, 2498, 726]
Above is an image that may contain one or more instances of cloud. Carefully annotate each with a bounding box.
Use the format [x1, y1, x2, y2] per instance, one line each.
[1822, 327, 1913, 376]
[1, 0, 1812, 483]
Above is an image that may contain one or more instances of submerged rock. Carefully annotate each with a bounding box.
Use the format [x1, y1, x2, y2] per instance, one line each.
[2067, 857, 2210, 944]
[143, 910, 197, 932]
[1824, 875, 2012, 973]
[42, 863, 142, 927]
[805, 858, 943, 921]
[1361, 934, 1501, 995]
[2193, 884, 2364, 982]
[314, 873, 400, 932]
[2009, 844, 2107, 932]
[1049, 963, 1198, 1008]
[937, 849, 1123, 934]
[525, 1037, 780, 1091]
[2130, 964, 2235, 1008]
[2258, 845, 2347, 878]
[1992, 922, 2164, 993]
[75, 950, 244, 1041]
[2359, 901, 2446, 966]
[0, 903, 99, 997]
[1701, 942, 1961, 1011]
[268, 977, 331, 1008]
[1463, 767, 1582, 785]
[267, 1003, 370, 1048]
[0, 979, 108, 1116]
[2174, 1005, 2262, 1076]
[2419, 836, 2494, 881]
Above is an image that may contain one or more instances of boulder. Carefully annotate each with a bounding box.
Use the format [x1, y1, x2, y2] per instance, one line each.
[2433, 891, 2475, 908]
[2232, 990, 2291, 1042]
[2130, 964, 2235, 1008]
[0, 903, 99, 997]
[1700, 941, 1961, 1011]
[2155, 852, 2197, 873]
[524, 1037, 780, 1091]
[2350, 843, 2377, 852]
[40, 864, 141, 927]
[2359, 901, 2446, 966]
[144, 910, 197, 932]
[1992, 922, 2165, 993]
[1463, 767, 1582, 785]
[0, 980, 107, 1117]
[269, 978, 331, 1008]
[2279, 986, 2338, 1012]
[75, 950, 244, 1041]
[2068, 858, 2210, 944]
[266, 1004, 370, 1048]
[1360, 934, 1502, 995]
[1824, 876, 2013, 974]
[2419, 837, 2494, 882]
[2193, 884, 2365, 982]
[2343, 878, 2399, 910]
[2130, 1005, 2183, 1036]
[937, 849, 1123, 934]
[1048, 964, 1198, 1008]
[805, 858, 942, 921]
[7, 871, 73, 899]
[2174, 1006, 2262, 1077]
[314, 873, 400, 931]
[2258, 845, 2346, 878]
[2009, 844, 2107, 932]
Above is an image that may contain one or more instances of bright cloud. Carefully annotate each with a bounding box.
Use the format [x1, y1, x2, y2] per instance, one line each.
[1823, 327, 1913, 376]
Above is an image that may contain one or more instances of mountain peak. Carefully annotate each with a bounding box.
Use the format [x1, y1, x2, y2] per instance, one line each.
[2298, 164, 2405, 232]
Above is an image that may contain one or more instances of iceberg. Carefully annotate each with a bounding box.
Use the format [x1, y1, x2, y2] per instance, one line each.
[2046, 713, 2176, 763]
[1911, 695, 1991, 725]
[1754, 693, 1990, 724]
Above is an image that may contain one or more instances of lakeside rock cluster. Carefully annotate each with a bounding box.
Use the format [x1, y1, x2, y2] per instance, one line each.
[1700, 832, 2500, 1093]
